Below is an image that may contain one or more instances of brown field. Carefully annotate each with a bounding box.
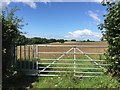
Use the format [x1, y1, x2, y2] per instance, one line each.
[16, 41, 108, 61]
[50, 41, 108, 45]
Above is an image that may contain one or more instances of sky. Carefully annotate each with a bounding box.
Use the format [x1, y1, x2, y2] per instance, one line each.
[1, 1, 108, 41]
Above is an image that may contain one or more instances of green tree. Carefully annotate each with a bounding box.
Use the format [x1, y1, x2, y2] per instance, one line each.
[98, 1, 120, 76]
[57, 39, 65, 43]
[17, 35, 27, 45]
[1, 7, 25, 79]
[87, 39, 90, 42]
[71, 39, 76, 41]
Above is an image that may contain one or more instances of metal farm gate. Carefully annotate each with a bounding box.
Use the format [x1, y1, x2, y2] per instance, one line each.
[15, 45, 108, 78]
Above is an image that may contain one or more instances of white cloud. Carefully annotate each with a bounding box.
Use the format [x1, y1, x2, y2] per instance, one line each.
[1, 0, 63, 9]
[0, 0, 10, 9]
[1, 0, 64, 9]
[0, 0, 108, 9]
[89, 0, 103, 2]
[62, 0, 103, 2]
[39, 0, 63, 3]
[62, 0, 116, 2]
[23, 2, 37, 8]
[88, 10, 101, 22]
[1, 0, 37, 9]
[65, 29, 102, 41]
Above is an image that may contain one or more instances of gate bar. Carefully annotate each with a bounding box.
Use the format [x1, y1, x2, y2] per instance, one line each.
[38, 74, 60, 77]
[38, 67, 103, 70]
[38, 52, 104, 54]
[76, 72, 103, 74]
[40, 47, 74, 72]
[39, 63, 74, 65]
[40, 59, 105, 61]
[39, 63, 109, 66]
[36, 45, 107, 48]
[39, 70, 73, 73]
[75, 75, 100, 78]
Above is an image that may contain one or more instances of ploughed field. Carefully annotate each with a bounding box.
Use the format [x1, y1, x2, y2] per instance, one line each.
[16, 41, 108, 59]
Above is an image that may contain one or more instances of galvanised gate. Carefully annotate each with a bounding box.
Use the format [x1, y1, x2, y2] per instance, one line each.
[15, 45, 108, 78]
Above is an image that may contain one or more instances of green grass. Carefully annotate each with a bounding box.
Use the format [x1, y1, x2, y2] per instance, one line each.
[15, 56, 120, 88]
[31, 57, 120, 89]
[32, 74, 120, 88]
[15, 58, 120, 89]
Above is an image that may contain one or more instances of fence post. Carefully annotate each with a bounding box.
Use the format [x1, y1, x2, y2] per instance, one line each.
[28, 46, 30, 69]
[20, 45, 22, 69]
[36, 45, 38, 70]
[32, 45, 34, 69]
[74, 46, 76, 77]
[24, 45, 26, 69]
[14, 45, 17, 68]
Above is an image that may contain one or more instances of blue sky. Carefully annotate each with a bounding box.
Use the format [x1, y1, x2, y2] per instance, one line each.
[7, 2, 107, 41]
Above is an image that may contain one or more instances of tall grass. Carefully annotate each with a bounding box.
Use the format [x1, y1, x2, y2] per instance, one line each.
[33, 74, 120, 88]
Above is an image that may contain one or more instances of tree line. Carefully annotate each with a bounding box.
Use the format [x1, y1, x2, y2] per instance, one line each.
[16, 35, 66, 45]
[16, 35, 96, 45]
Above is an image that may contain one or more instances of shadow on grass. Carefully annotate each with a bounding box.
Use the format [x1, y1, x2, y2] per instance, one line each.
[2, 60, 39, 89]
[2, 59, 53, 89]
[3, 73, 39, 89]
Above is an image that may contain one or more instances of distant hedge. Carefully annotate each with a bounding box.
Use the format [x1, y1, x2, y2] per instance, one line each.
[16, 36, 66, 45]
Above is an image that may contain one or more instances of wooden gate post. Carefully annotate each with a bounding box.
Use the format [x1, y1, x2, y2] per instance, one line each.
[20, 45, 22, 69]
[32, 45, 34, 69]
[36, 45, 38, 70]
[14, 45, 17, 68]
[28, 46, 30, 69]
[24, 45, 26, 69]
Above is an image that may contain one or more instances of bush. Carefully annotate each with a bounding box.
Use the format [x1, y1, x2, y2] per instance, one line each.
[1, 7, 25, 81]
[98, 1, 120, 76]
